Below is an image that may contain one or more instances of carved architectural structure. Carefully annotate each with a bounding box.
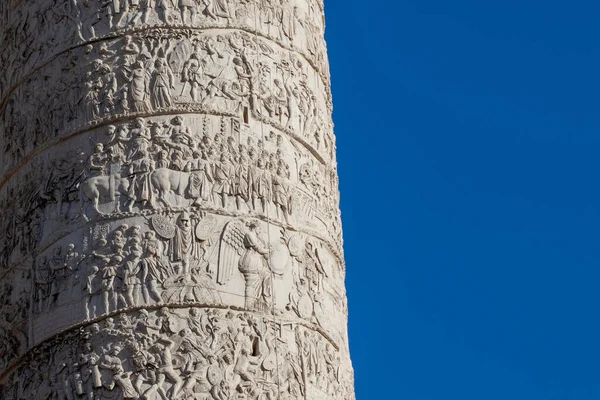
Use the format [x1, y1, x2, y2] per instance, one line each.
[0, 1, 353, 399]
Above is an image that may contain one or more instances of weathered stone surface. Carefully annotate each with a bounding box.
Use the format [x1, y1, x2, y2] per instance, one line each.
[0, 1, 353, 399]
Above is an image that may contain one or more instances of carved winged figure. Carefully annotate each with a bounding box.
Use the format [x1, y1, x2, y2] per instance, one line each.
[218, 219, 272, 312]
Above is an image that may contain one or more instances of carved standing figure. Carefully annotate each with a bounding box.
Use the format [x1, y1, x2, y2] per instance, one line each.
[141, 231, 166, 303]
[238, 220, 272, 311]
[151, 57, 175, 109]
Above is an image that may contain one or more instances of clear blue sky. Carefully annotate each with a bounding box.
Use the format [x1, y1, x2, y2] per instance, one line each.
[326, 1, 600, 399]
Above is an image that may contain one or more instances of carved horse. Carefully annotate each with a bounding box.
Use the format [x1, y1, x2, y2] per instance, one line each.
[149, 168, 190, 207]
[79, 174, 132, 218]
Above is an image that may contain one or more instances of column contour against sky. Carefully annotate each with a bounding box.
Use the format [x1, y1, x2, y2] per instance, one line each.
[0, 0, 354, 399]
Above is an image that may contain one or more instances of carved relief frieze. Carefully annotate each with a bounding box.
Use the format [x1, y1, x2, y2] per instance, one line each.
[0, 0, 353, 396]
[0, 265, 31, 376]
[0, 307, 354, 400]
[0, 113, 342, 279]
[0, 30, 334, 178]
[0, 0, 330, 105]
[28, 213, 347, 351]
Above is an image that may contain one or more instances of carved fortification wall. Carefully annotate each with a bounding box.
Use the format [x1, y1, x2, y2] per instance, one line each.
[0, 1, 354, 399]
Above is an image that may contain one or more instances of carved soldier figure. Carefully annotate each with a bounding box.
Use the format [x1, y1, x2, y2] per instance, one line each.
[107, 124, 130, 161]
[100, 255, 122, 314]
[122, 241, 142, 307]
[212, 152, 234, 208]
[64, 243, 82, 287]
[250, 156, 271, 212]
[156, 0, 174, 23]
[234, 152, 251, 210]
[99, 344, 138, 399]
[75, 342, 102, 400]
[179, 0, 198, 24]
[141, 231, 166, 303]
[146, 336, 182, 399]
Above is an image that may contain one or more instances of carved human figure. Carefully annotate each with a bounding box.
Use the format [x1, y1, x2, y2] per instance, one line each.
[175, 327, 210, 373]
[100, 255, 122, 314]
[285, 81, 302, 132]
[185, 150, 213, 205]
[34, 256, 51, 314]
[127, 60, 151, 112]
[151, 57, 175, 109]
[122, 242, 142, 307]
[130, 118, 152, 158]
[250, 156, 271, 212]
[85, 240, 109, 320]
[156, 0, 174, 23]
[203, 0, 231, 20]
[212, 152, 234, 208]
[179, 0, 198, 24]
[107, 124, 130, 161]
[131, 339, 159, 395]
[181, 53, 205, 102]
[167, 211, 201, 280]
[127, 149, 155, 210]
[87, 143, 107, 177]
[272, 165, 292, 223]
[42, 158, 76, 219]
[234, 153, 251, 210]
[146, 336, 182, 399]
[141, 231, 166, 303]
[99, 344, 138, 399]
[49, 246, 68, 306]
[76, 342, 102, 400]
[168, 116, 194, 157]
[238, 220, 272, 311]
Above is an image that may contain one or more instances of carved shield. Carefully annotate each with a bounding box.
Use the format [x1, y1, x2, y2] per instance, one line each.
[151, 215, 176, 239]
[207, 365, 223, 386]
[165, 316, 180, 334]
[287, 234, 305, 258]
[297, 294, 314, 319]
[262, 354, 277, 371]
[171, 354, 186, 369]
[269, 242, 290, 276]
[195, 214, 217, 240]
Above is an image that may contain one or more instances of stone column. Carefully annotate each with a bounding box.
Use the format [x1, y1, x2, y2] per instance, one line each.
[0, 1, 353, 399]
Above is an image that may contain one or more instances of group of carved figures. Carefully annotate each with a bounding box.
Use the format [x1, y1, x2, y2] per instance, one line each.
[81, 32, 326, 136]
[0, 0, 329, 101]
[0, 280, 29, 374]
[0, 151, 85, 271]
[0, 111, 341, 279]
[33, 212, 292, 321]
[2, 308, 351, 400]
[82, 116, 300, 221]
[1, 31, 331, 179]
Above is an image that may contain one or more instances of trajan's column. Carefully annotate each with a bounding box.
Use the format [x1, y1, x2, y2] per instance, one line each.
[0, 0, 353, 399]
